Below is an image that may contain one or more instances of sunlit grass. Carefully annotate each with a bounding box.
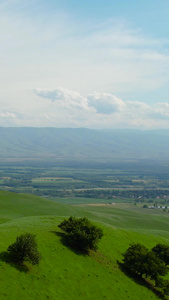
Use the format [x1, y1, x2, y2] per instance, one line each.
[0, 190, 169, 299]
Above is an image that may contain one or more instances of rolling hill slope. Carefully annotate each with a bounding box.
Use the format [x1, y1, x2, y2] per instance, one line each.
[0, 191, 169, 299]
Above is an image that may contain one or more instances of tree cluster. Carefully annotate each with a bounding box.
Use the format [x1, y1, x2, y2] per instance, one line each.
[123, 243, 169, 295]
[58, 216, 103, 253]
[6, 217, 103, 269]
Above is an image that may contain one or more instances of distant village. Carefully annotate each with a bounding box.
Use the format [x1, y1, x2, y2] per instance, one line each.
[147, 205, 169, 210]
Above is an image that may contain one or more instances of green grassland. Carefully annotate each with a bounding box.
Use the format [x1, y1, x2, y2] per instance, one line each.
[0, 191, 169, 299]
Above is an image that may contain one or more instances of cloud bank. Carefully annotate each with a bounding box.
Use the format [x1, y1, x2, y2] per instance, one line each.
[27, 88, 169, 128]
[0, 88, 169, 129]
[1, 87, 169, 128]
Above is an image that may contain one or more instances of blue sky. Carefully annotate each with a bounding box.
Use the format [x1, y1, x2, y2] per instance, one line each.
[0, 0, 169, 129]
[34, 0, 169, 38]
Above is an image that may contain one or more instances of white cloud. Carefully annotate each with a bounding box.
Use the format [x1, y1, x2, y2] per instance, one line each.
[0, 3, 169, 128]
[34, 88, 90, 111]
[1, 86, 169, 129]
[26, 87, 169, 129]
[87, 92, 125, 114]
[0, 112, 17, 119]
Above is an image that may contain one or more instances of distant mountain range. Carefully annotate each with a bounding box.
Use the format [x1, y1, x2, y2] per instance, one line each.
[0, 127, 169, 163]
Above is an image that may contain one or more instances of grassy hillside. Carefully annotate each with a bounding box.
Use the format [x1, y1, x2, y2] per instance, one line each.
[0, 216, 165, 300]
[0, 191, 169, 299]
[0, 127, 169, 163]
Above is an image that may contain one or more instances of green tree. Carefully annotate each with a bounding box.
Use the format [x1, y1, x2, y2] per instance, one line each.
[58, 216, 103, 252]
[152, 243, 169, 266]
[123, 243, 148, 276]
[142, 251, 167, 281]
[155, 277, 169, 294]
[123, 243, 168, 281]
[7, 233, 41, 265]
[123, 243, 169, 296]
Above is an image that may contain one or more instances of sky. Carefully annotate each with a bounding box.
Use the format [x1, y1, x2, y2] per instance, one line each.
[1, 0, 169, 129]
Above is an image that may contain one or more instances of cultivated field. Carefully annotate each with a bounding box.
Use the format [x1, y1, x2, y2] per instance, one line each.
[1, 162, 169, 207]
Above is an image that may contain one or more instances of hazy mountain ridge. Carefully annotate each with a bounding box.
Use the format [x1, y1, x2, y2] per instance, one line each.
[0, 127, 168, 162]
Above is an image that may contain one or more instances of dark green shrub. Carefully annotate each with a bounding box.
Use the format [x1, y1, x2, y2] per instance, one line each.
[58, 216, 103, 252]
[8, 233, 41, 265]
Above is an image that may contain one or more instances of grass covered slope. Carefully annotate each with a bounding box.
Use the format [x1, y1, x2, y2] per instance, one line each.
[0, 216, 164, 300]
[0, 191, 169, 299]
[0, 191, 97, 224]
